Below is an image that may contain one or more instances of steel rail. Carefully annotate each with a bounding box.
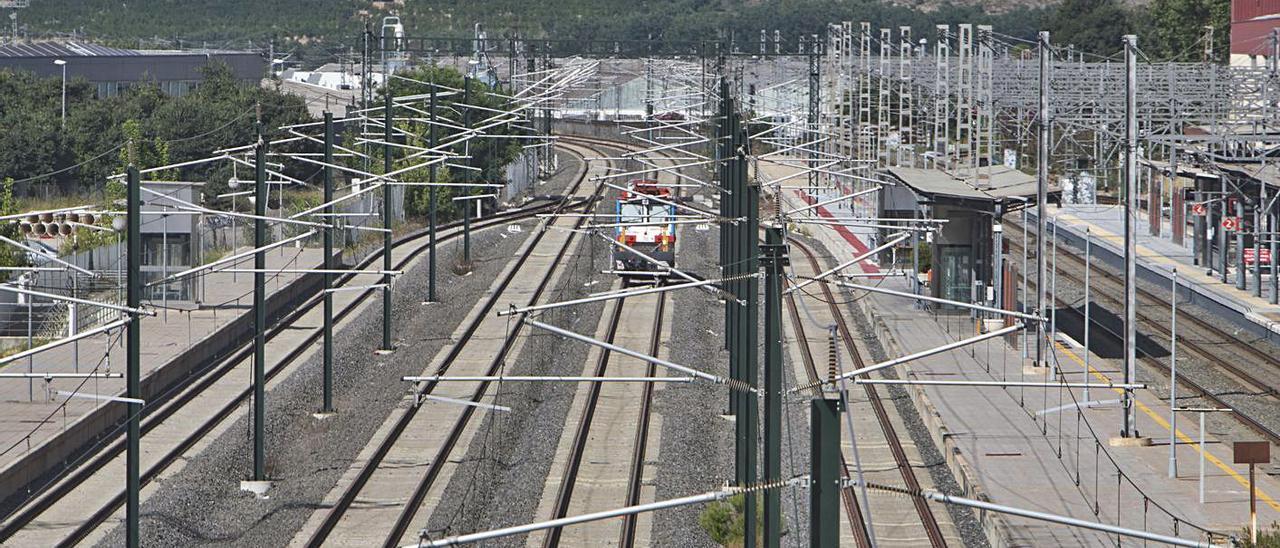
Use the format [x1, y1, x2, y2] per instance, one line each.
[618, 292, 667, 548]
[539, 291, 667, 547]
[540, 297, 625, 548]
[315, 138, 616, 548]
[789, 236, 949, 548]
[782, 274, 874, 548]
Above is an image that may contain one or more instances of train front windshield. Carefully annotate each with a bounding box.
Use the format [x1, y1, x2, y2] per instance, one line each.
[617, 199, 674, 243]
[619, 202, 663, 224]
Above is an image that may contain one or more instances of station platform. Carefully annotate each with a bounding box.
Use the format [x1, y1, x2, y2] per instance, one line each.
[1040, 204, 1280, 342]
[762, 164, 1277, 546]
[0, 245, 321, 503]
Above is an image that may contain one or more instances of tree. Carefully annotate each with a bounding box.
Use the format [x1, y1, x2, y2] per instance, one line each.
[119, 118, 177, 180]
[0, 178, 28, 272]
[1046, 0, 1134, 57]
[1143, 0, 1229, 62]
[378, 65, 524, 223]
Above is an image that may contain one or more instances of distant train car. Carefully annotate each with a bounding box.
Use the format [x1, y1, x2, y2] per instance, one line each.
[613, 180, 677, 277]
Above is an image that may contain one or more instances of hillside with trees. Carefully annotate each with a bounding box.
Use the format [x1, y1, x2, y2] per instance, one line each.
[19, 0, 1230, 64]
[23, 0, 1049, 62]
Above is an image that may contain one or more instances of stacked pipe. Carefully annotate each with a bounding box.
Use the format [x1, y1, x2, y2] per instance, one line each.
[19, 212, 102, 236]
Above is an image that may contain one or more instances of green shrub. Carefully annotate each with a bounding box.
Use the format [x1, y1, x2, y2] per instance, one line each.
[698, 494, 771, 547]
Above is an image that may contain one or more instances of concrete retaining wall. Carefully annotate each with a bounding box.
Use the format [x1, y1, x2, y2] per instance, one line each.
[555, 118, 637, 143]
[1035, 213, 1280, 345]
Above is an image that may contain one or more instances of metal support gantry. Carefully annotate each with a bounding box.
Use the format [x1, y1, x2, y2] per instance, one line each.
[381, 89, 395, 353]
[125, 157, 142, 548]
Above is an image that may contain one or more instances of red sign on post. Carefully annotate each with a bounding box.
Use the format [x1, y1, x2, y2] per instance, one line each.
[1222, 217, 1240, 231]
[1244, 248, 1272, 266]
[1191, 203, 1206, 216]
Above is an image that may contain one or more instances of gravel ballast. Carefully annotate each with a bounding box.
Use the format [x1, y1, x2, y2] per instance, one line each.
[417, 210, 613, 543]
[650, 199, 733, 547]
[1010, 222, 1280, 461]
[95, 153, 585, 547]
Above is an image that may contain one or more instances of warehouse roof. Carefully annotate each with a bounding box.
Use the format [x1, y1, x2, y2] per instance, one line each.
[0, 41, 256, 59]
[0, 41, 139, 58]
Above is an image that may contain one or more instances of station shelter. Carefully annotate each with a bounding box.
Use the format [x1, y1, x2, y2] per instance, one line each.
[881, 165, 1051, 308]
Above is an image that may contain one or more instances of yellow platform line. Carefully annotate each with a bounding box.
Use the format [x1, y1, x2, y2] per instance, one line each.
[1053, 340, 1280, 512]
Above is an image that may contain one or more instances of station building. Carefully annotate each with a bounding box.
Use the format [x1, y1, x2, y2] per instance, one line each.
[139, 182, 204, 303]
[0, 41, 266, 97]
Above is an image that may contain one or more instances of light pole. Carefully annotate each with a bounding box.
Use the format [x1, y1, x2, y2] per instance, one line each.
[1169, 267, 1178, 478]
[53, 59, 66, 130]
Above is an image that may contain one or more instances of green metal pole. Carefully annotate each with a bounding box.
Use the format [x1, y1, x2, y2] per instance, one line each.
[811, 397, 843, 548]
[322, 111, 335, 413]
[763, 226, 785, 548]
[741, 145, 759, 548]
[381, 89, 394, 352]
[125, 159, 141, 548]
[719, 79, 730, 354]
[462, 76, 473, 265]
[427, 86, 438, 302]
[253, 114, 267, 481]
[732, 92, 742, 414]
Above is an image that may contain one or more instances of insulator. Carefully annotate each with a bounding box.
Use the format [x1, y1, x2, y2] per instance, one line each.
[827, 325, 839, 383]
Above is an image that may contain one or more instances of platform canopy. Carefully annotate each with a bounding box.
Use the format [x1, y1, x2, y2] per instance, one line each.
[1215, 162, 1280, 190]
[882, 165, 1055, 205]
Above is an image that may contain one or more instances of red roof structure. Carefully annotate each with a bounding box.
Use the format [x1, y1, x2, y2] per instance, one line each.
[1232, 0, 1280, 56]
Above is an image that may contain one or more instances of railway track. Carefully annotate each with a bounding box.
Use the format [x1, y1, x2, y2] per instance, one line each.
[529, 289, 668, 547]
[296, 138, 620, 547]
[529, 133, 692, 548]
[786, 236, 950, 548]
[1005, 219, 1280, 444]
[0, 142, 597, 547]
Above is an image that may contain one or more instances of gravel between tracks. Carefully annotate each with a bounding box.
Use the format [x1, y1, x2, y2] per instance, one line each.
[417, 207, 612, 543]
[779, 327, 813, 545]
[802, 234, 990, 548]
[650, 203, 733, 547]
[95, 153, 584, 547]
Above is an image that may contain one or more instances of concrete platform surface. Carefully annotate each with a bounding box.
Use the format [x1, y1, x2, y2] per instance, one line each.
[761, 162, 1276, 546]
